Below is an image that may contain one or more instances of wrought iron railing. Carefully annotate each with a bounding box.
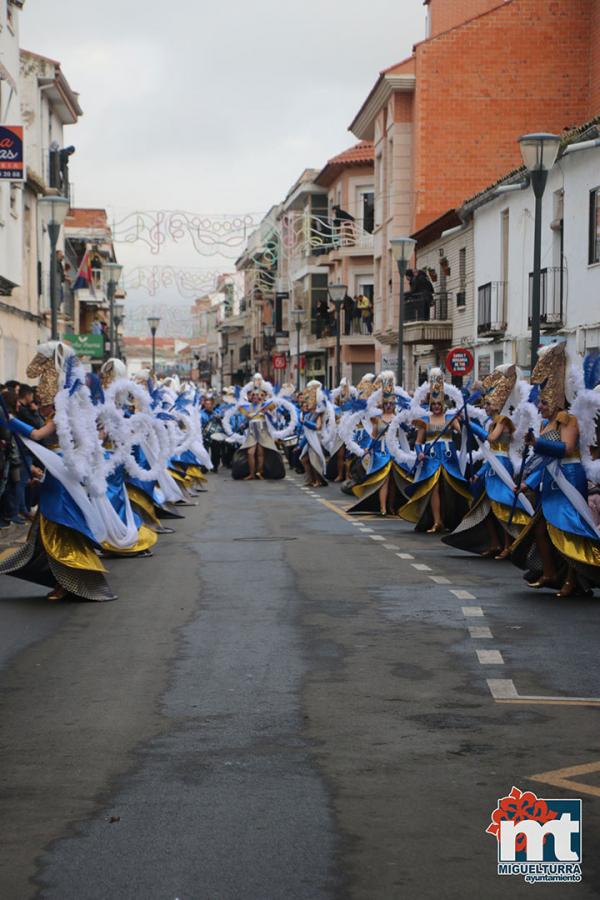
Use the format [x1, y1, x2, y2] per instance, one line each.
[477, 282, 507, 334]
[528, 267, 564, 326]
[405, 291, 451, 323]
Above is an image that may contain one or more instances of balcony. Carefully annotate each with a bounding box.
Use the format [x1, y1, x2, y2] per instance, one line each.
[284, 213, 374, 277]
[528, 267, 564, 328]
[477, 282, 507, 336]
[402, 291, 452, 344]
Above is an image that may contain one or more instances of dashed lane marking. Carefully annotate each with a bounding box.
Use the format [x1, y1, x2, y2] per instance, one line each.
[411, 563, 432, 572]
[383, 543, 399, 550]
[462, 606, 484, 617]
[430, 575, 451, 585]
[369, 535, 386, 542]
[487, 678, 518, 699]
[396, 553, 415, 560]
[476, 649, 504, 665]
[359, 527, 374, 533]
[451, 589, 476, 601]
[469, 626, 493, 639]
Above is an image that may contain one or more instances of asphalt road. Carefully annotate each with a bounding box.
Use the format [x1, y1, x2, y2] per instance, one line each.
[1, 471, 600, 898]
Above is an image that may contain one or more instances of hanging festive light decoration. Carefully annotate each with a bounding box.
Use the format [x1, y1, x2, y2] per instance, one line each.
[124, 266, 224, 299]
[111, 210, 263, 257]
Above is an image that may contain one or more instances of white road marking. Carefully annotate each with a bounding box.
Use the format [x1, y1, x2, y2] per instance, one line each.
[396, 553, 415, 560]
[411, 563, 432, 572]
[487, 679, 518, 700]
[383, 543, 399, 550]
[359, 527, 374, 533]
[429, 575, 451, 585]
[462, 606, 484, 617]
[369, 535, 386, 542]
[451, 589, 476, 601]
[468, 626, 493, 639]
[476, 649, 504, 665]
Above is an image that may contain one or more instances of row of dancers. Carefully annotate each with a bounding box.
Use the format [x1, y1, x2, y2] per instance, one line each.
[216, 344, 600, 599]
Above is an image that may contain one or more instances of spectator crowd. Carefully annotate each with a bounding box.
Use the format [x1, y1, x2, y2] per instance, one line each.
[0, 381, 45, 530]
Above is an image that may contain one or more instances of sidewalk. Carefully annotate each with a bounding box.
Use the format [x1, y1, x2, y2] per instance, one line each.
[0, 521, 29, 549]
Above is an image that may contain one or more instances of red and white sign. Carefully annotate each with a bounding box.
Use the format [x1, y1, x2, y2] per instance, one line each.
[445, 347, 474, 377]
[272, 353, 287, 371]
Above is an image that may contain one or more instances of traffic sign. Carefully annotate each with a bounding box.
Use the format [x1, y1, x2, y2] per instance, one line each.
[445, 347, 474, 377]
[272, 353, 287, 370]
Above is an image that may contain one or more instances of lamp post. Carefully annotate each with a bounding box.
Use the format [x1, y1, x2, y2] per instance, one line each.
[114, 303, 125, 360]
[38, 195, 70, 340]
[390, 237, 417, 385]
[328, 282, 347, 386]
[264, 322, 275, 380]
[147, 315, 160, 372]
[290, 307, 304, 393]
[104, 261, 123, 360]
[518, 133, 561, 372]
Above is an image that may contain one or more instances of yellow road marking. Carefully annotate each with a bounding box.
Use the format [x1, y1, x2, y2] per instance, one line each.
[530, 760, 600, 799]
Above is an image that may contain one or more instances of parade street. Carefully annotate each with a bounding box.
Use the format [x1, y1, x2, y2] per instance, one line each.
[0, 474, 599, 899]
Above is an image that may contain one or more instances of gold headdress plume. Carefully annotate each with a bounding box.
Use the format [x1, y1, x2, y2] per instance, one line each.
[531, 342, 566, 411]
[482, 364, 517, 414]
[26, 341, 74, 406]
[376, 370, 396, 402]
[305, 379, 321, 411]
[100, 358, 127, 388]
[428, 368, 445, 410]
[357, 373, 376, 400]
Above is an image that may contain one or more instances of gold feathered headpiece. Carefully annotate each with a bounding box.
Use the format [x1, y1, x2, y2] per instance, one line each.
[531, 342, 566, 411]
[482, 364, 517, 414]
[26, 341, 75, 406]
[100, 358, 127, 388]
[375, 370, 396, 402]
[428, 368, 445, 409]
[304, 379, 322, 412]
[356, 373, 376, 400]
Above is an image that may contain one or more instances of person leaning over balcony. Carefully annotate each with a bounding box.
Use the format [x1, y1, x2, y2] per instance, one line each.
[356, 294, 373, 334]
[343, 292, 354, 336]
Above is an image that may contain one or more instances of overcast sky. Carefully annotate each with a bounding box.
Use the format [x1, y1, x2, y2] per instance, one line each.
[21, 0, 425, 331]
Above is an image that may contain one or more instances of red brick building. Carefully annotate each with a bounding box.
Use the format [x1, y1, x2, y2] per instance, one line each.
[350, 0, 600, 365]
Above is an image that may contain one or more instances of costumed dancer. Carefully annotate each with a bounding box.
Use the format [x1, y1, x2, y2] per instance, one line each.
[298, 380, 335, 488]
[223, 374, 298, 480]
[443, 364, 537, 558]
[510, 344, 600, 598]
[398, 368, 473, 533]
[326, 378, 357, 483]
[338, 373, 377, 493]
[0, 343, 117, 601]
[347, 371, 414, 516]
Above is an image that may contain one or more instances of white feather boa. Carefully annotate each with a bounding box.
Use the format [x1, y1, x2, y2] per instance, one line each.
[266, 397, 299, 441]
[571, 388, 600, 483]
[386, 407, 417, 469]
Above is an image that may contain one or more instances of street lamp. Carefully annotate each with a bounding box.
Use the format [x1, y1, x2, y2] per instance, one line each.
[390, 237, 417, 385]
[114, 303, 125, 360]
[264, 322, 275, 380]
[518, 133, 561, 371]
[38, 195, 70, 340]
[147, 315, 160, 372]
[328, 282, 347, 386]
[104, 261, 123, 361]
[290, 306, 304, 393]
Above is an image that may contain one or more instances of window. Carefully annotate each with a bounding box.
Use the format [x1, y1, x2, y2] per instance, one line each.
[360, 190, 375, 233]
[456, 247, 466, 307]
[589, 188, 600, 265]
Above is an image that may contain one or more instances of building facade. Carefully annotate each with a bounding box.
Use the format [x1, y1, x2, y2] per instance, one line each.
[350, 0, 600, 372]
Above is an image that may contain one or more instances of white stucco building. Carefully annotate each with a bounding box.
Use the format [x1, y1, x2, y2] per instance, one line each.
[413, 119, 600, 386]
[467, 119, 600, 379]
